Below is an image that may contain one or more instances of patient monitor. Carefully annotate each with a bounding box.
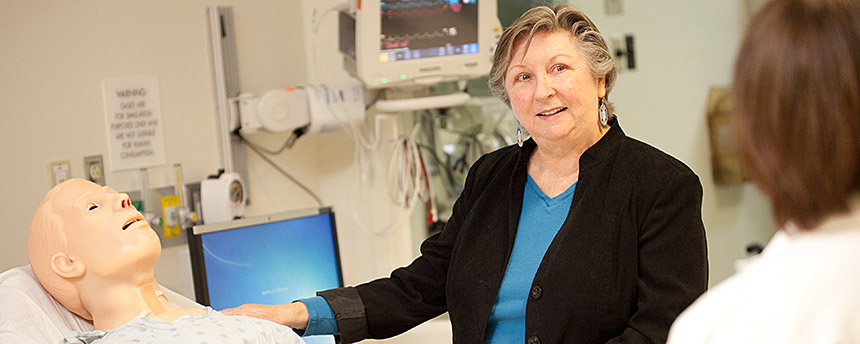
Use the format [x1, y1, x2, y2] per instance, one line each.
[229, 1, 500, 135]
[340, 0, 501, 89]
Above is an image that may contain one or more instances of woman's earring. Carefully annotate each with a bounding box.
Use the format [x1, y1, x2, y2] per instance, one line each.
[599, 98, 609, 126]
[516, 123, 524, 147]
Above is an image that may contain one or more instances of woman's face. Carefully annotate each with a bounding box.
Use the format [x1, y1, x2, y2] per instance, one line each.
[505, 30, 606, 147]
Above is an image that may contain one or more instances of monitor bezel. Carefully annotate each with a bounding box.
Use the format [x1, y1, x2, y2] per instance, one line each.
[350, 0, 500, 89]
[187, 206, 344, 307]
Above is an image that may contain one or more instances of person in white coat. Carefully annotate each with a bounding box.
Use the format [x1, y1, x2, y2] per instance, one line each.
[668, 0, 860, 342]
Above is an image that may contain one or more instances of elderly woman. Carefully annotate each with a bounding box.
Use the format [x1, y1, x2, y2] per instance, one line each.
[668, 0, 860, 342]
[226, 5, 707, 343]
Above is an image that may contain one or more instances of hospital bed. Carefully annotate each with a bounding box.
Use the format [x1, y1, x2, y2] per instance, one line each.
[0, 265, 202, 343]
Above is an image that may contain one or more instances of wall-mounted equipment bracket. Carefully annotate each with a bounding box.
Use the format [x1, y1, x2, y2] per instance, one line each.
[207, 6, 250, 201]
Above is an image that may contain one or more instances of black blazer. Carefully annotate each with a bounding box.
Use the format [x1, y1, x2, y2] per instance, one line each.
[319, 119, 708, 343]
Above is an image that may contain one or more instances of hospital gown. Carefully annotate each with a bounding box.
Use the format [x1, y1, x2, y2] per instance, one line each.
[62, 308, 304, 344]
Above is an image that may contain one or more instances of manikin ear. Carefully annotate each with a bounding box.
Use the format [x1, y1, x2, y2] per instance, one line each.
[51, 252, 86, 279]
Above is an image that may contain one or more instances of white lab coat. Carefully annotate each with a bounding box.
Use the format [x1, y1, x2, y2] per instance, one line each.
[668, 198, 860, 343]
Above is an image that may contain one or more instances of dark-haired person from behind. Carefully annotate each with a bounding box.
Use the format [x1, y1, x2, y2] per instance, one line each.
[669, 0, 860, 342]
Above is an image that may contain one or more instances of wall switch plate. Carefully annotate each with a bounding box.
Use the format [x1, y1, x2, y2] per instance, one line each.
[611, 33, 636, 71]
[604, 0, 624, 15]
[84, 155, 106, 185]
[48, 160, 71, 187]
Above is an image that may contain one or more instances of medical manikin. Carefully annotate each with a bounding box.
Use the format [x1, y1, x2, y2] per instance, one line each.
[27, 179, 304, 343]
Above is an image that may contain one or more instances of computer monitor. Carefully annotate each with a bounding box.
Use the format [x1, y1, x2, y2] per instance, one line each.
[339, 0, 501, 89]
[188, 207, 342, 344]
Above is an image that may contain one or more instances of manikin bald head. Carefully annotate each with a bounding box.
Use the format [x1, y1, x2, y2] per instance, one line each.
[27, 179, 160, 320]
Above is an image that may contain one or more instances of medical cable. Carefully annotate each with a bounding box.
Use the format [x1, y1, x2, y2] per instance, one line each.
[387, 122, 424, 207]
[242, 135, 324, 207]
[417, 143, 460, 198]
[237, 128, 306, 155]
[305, 4, 399, 237]
[308, 2, 425, 238]
[418, 144, 438, 225]
[347, 121, 428, 237]
[309, 2, 380, 151]
[307, 2, 472, 237]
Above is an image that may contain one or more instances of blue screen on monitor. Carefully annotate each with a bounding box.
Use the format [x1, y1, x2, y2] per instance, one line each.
[194, 210, 342, 344]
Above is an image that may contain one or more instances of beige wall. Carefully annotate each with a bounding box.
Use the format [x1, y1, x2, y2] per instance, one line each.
[1, 1, 775, 342]
[571, 0, 777, 285]
[0, 0, 315, 270]
[0, 2, 435, 341]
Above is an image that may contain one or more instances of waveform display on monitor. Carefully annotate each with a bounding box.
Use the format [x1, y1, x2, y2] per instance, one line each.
[380, 0, 478, 62]
[381, 0, 471, 15]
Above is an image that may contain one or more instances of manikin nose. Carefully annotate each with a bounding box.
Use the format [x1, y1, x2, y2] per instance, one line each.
[114, 194, 133, 210]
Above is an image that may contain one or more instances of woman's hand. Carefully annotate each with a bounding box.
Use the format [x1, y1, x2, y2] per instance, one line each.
[221, 302, 310, 329]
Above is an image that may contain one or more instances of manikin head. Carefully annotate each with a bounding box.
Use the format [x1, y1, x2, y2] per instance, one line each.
[27, 179, 160, 320]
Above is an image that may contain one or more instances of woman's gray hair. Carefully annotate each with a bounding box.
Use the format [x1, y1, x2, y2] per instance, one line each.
[488, 5, 617, 114]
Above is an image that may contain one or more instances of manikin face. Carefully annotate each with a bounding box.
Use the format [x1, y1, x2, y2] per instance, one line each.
[504, 30, 607, 147]
[53, 179, 160, 281]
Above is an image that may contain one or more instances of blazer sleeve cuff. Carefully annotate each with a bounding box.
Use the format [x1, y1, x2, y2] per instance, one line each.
[318, 287, 368, 343]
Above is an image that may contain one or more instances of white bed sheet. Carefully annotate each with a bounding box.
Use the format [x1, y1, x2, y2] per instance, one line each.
[0, 265, 203, 344]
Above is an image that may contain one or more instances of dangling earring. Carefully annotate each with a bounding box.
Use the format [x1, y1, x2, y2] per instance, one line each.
[599, 98, 609, 126]
[516, 123, 524, 147]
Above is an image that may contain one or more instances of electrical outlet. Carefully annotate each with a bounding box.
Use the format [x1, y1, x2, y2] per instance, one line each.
[84, 155, 106, 185]
[48, 160, 71, 187]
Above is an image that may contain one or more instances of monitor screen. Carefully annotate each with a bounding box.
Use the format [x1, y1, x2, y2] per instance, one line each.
[379, 0, 479, 62]
[341, 0, 500, 89]
[189, 207, 342, 344]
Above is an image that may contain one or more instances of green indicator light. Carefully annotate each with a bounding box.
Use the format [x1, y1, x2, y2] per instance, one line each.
[382, 78, 388, 84]
[400, 74, 406, 80]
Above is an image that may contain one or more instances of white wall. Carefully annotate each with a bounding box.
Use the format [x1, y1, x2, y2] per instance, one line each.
[0, 1, 436, 342]
[1, 0, 775, 342]
[0, 0, 321, 268]
[570, 0, 777, 285]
